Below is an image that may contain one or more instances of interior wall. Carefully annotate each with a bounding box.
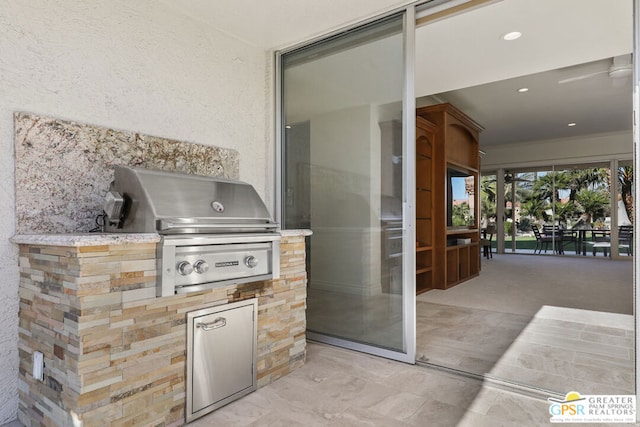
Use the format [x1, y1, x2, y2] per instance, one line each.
[481, 131, 633, 171]
[0, 1, 269, 421]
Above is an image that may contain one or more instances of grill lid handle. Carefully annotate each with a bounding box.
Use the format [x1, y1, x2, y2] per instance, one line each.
[157, 219, 278, 232]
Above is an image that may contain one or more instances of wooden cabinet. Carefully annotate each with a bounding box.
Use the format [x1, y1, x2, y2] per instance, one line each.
[444, 230, 480, 287]
[415, 117, 437, 294]
[416, 103, 483, 291]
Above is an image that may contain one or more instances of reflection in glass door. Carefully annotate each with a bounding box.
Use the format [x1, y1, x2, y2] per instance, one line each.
[279, 11, 415, 362]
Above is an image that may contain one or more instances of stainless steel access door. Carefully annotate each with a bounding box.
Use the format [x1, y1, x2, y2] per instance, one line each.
[186, 298, 258, 423]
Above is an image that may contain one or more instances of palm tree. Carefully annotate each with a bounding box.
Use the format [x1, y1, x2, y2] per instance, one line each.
[452, 203, 472, 226]
[552, 200, 580, 225]
[566, 168, 609, 201]
[618, 166, 634, 223]
[575, 189, 610, 223]
[521, 197, 549, 224]
[480, 175, 497, 223]
[524, 169, 609, 226]
[532, 172, 566, 203]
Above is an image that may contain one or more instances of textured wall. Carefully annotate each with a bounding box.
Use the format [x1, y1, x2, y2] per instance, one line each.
[0, 1, 270, 422]
[14, 112, 240, 234]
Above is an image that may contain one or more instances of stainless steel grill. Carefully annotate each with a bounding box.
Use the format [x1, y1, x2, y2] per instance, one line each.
[103, 166, 280, 296]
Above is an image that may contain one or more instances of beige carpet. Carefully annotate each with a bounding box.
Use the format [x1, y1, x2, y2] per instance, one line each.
[418, 253, 633, 316]
[417, 253, 634, 394]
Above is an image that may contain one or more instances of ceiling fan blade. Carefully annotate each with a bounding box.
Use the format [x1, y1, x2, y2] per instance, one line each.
[558, 70, 608, 84]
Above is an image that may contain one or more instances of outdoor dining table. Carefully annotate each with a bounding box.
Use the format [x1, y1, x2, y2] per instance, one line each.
[573, 227, 610, 256]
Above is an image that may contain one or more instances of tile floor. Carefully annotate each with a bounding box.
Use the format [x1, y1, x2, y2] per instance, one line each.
[415, 253, 634, 394]
[416, 301, 531, 374]
[193, 341, 627, 426]
[416, 303, 635, 395]
[1, 341, 632, 426]
[2, 253, 634, 426]
[488, 306, 634, 395]
[195, 253, 634, 426]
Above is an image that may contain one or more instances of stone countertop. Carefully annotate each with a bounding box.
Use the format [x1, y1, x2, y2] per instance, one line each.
[10, 233, 162, 246]
[280, 229, 313, 237]
[11, 229, 312, 246]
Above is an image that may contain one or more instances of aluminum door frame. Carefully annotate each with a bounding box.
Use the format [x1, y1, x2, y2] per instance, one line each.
[633, 0, 640, 417]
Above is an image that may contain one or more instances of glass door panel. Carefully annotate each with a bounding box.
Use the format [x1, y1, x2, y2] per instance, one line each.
[502, 166, 613, 256]
[280, 12, 414, 361]
[504, 170, 542, 253]
[480, 172, 497, 252]
[617, 162, 634, 258]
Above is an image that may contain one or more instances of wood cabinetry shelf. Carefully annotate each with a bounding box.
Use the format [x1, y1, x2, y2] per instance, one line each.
[415, 103, 482, 292]
[447, 159, 478, 173]
[445, 241, 480, 287]
[415, 116, 437, 295]
[446, 228, 479, 236]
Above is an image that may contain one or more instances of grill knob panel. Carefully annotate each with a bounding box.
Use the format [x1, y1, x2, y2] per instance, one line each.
[244, 255, 258, 268]
[177, 261, 193, 275]
[194, 260, 209, 274]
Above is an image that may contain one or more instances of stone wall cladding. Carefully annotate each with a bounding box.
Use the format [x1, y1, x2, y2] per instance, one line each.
[17, 234, 307, 427]
[14, 112, 240, 235]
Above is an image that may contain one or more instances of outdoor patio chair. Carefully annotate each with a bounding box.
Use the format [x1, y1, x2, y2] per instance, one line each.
[541, 225, 576, 254]
[563, 227, 579, 254]
[481, 224, 496, 259]
[589, 229, 611, 256]
[618, 225, 633, 256]
[533, 226, 553, 254]
[590, 226, 633, 256]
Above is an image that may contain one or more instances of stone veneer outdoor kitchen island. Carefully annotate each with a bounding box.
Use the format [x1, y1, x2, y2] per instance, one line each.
[13, 230, 310, 427]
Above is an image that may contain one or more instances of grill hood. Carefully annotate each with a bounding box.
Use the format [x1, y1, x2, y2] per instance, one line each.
[104, 166, 278, 235]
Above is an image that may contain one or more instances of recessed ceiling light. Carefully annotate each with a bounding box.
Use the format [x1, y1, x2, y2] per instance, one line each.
[502, 31, 522, 41]
[567, 122, 576, 127]
[517, 87, 529, 93]
[285, 125, 292, 129]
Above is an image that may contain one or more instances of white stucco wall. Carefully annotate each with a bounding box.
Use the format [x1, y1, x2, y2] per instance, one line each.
[0, 1, 270, 422]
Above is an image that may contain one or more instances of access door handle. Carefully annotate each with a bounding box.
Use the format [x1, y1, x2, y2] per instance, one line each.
[197, 317, 227, 331]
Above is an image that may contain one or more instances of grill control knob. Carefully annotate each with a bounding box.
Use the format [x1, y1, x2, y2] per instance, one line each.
[244, 256, 258, 268]
[177, 261, 193, 275]
[194, 260, 209, 274]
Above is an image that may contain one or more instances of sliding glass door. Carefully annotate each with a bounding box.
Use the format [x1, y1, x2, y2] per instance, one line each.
[496, 163, 633, 259]
[278, 10, 415, 362]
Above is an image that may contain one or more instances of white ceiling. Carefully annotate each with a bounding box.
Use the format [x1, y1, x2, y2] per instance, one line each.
[433, 57, 633, 146]
[156, 0, 415, 49]
[415, 0, 633, 146]
[162, 0, 634, 147]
